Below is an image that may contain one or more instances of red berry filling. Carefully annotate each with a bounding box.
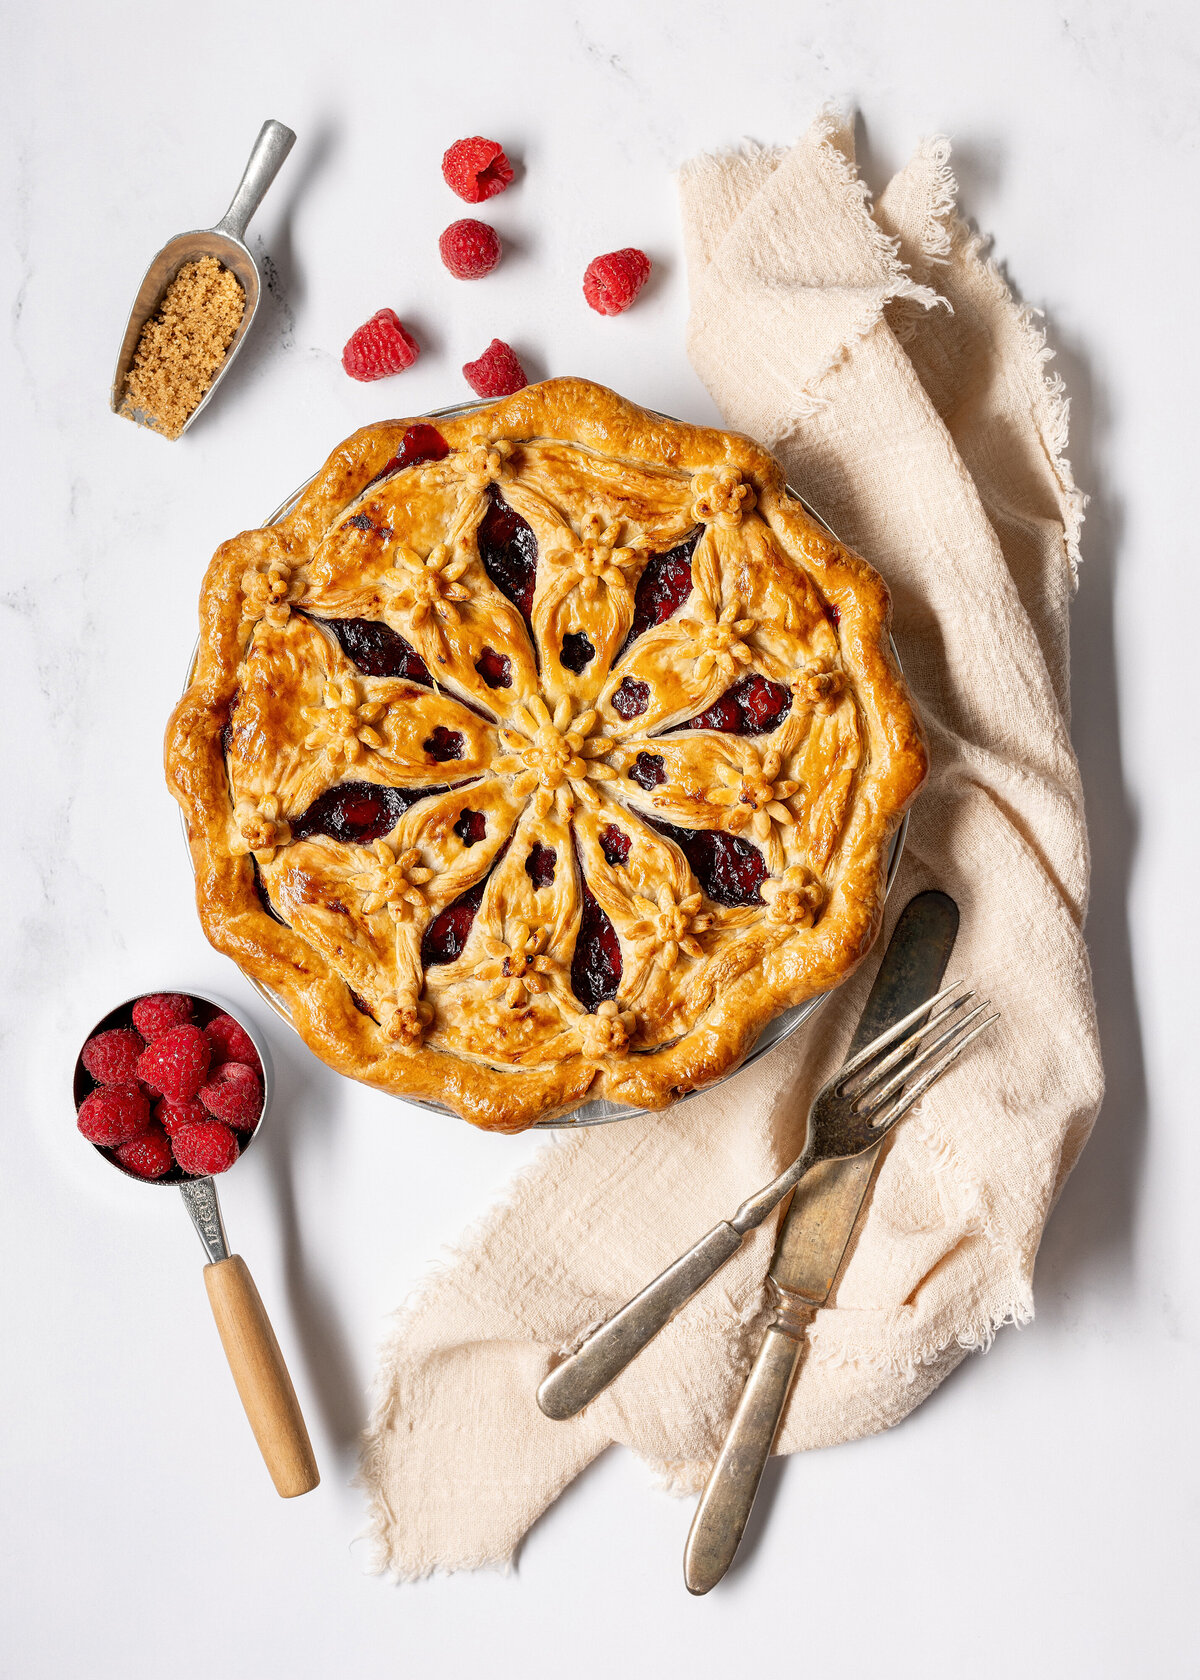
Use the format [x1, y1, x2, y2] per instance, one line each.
[611, 676, 649, 719]
[475, 647, 512, 688]
[571, 882, 622, 1010]
[369, 423, 450, 489]
[649, 819, 766, 908]
[325, 617, 431, 684]
[292, 780, 447, 845]
[476, 485, 538, 629]
[421, 876, 487, 965]
[559, 632, 595, 673]
[687, 673, 792, 736]
[629, 752, 667, 791]
[423, 726, 465, 763]
[620, 532, 699, 656]
[453, 809, 487, 847]
[525, 843, 557, 889]
[599, 825, 631, 866]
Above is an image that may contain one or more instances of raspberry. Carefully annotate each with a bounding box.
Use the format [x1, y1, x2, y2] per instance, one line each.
[77, 1085, 151, 1148]
[131, 993, 194, 1040]
[204, 1013, 259, 1069]
[462, 339, 528, 399]
[115, 1125, 174, 1180]
[81, 1028, 144, 1085]
[441, 137, 513, 203]
[438, 218, 501, 279]
[583, 248, 652, 316]
[155, 1096, 208, 1136]
[171, 1120, 240, 1177]
[199, 1062, 263, 1130]
[136, 1024, 210, 1102]
[342, 309, 419, 382]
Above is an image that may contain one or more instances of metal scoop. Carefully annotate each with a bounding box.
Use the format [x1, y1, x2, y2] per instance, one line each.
[110, 118, 296, 438]
[74, 990, 318, 1498]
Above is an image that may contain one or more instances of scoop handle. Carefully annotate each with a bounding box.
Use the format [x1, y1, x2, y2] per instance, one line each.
[203, 1256, 319, 1497]
[214, 119, 296, 241]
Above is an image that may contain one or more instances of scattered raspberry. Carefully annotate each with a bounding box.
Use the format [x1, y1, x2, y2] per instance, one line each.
[204, 1013, 259, 1069]
[342, 309, 419, 382]
[131, 993, 193, 1040]
[583, 247, 652, 316]
[199, 1062, 263, 1130]
[115, 1126, 174, 1180]
[77, 1085, 151, 1148]
[441, 137, 514, 203]
[136, 1024, 210, 1102]
[155, 1096, 208, 1136]
[81, 1028, 144, 1085]
[438, 218, 502, 279]
[171, 1120, 240, 1177]
[462, 338, 528, 399]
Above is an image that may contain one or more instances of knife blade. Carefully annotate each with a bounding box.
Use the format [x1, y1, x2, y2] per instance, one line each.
[683, 889, 959, 1594]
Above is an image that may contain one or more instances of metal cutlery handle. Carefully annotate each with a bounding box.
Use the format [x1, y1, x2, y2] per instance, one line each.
[683, 1309, 812, 1595]
[537, 1222, 745, 1420]
[214, 119, 296, 241]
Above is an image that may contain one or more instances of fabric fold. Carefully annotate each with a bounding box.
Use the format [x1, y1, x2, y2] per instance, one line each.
[360, 111, 1103, 1579]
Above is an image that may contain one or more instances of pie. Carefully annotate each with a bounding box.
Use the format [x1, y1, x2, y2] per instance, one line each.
[166, 379, 926, 1131]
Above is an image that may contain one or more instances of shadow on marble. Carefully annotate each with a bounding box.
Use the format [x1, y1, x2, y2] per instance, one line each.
[1033, 326, 1146, 1308]
[257, 1039, 367, 1456]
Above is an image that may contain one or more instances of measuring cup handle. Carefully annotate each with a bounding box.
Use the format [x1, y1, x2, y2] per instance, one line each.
[203, 1255, 319, 1497]
[213, 119, 296, 242]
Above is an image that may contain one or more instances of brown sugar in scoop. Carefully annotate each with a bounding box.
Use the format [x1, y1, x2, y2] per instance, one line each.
[120, 257, 245, 439]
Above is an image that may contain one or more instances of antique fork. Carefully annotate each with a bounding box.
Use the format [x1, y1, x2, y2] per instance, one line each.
[537, 982, 997, 1421]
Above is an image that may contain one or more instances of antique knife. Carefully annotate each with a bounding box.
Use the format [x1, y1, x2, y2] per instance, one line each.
[683, 889, 960, 1595]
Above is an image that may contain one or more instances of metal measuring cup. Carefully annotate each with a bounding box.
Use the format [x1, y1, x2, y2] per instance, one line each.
[110, 118, 296, 438]
[73, 990, 318, 1498]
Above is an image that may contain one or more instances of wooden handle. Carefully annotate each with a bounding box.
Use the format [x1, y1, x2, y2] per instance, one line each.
[203, 1256, 319, 1498]
[683, 1322, 807, 1594]
[537, 1222, 745, 1421]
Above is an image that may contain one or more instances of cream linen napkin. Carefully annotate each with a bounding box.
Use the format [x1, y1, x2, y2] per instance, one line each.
[361, 112, 1103, 1579]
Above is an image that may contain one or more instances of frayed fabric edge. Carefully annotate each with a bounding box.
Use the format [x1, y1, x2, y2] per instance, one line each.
[752, 111, 948, 440]
[957, 225, 1088, 585]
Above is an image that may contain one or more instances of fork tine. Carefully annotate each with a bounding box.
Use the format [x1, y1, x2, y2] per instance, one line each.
[841, 990, 976, 1097]
[865, 1012, 999, 1133]
[855, 1000, 992, 1111]
[835, 980, 971, 1086]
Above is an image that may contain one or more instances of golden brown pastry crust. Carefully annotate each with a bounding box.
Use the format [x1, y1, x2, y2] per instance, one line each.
[165, 379, 927, 1131]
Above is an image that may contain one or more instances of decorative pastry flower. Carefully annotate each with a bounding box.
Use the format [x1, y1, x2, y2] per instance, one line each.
[352, 841, 434, 921]
[684, 594, 756, 683]
[382, 992, 433, 1049]
[627, 884, 712, 970]
[303, 678, 388, 766]
[711, 747, 800, 851]
[554, 513, 643, 600]
[384, 542, 471, 639]
[473, 923, 560, 1007]
[761, 864, 825, 928]
[575, 999, 636, 1059]
[229, 795, 291, 861]
[691, 466, 755, 527]
[241, 557, 294, 628]
[793, 660, 845, 715]
[456, 438, 513, 491]
[494, 697, 615, 817]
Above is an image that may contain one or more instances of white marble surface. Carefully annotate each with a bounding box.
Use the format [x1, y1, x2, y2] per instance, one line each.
[3, 3, 1198, 1675]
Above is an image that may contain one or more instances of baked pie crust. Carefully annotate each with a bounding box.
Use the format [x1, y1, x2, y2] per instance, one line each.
[166, 379, 927, 1131]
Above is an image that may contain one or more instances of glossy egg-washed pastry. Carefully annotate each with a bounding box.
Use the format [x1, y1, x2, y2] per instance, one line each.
[166, 379, 927, 1131]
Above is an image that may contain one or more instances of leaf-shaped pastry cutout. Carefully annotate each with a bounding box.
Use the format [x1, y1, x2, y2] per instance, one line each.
[800, 699, 862, 870]
[261, 838, 401, 1013]
[515, 443, 695, 550]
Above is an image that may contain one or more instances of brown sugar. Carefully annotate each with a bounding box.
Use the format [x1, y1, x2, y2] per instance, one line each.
[120, 257, 245, 439]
